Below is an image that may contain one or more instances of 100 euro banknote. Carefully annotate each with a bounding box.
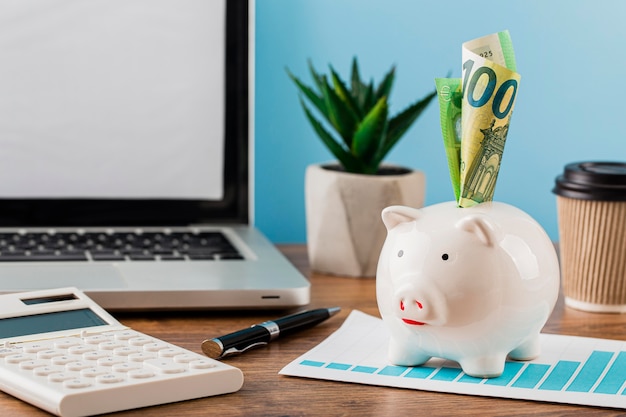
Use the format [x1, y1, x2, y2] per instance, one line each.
[458, 30, 520, 207]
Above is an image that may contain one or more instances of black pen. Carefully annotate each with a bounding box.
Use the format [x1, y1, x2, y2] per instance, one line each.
[201, 307, 341, 359]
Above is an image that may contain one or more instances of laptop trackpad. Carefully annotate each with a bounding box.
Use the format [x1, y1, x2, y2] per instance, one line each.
[0, 265, 128, 290]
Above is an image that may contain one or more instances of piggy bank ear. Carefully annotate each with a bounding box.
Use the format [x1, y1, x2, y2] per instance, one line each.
[381, 205, 421, 231]
[455, 214, 501, 247]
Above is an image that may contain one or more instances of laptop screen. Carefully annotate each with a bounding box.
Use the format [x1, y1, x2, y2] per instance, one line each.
[0, 0, 249, 226]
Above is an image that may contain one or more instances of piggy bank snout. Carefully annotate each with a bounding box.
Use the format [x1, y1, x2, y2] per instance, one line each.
[393, 283, 447, 326]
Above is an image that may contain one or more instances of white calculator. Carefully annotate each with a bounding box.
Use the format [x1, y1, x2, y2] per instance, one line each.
[0, 287, 243, 417]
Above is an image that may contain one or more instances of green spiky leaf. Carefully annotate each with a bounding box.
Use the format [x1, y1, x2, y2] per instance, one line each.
[360, 81, 375, 115]
[352, 97, 388, 172]
[321, 79, 358, 147]
[286, 68, 328, 120]
[374, 66, 395, 101]
[374, 90, 436, 167]
[307, 59, 326, 93]
[350, 57, 362, 102]
[330, 65, 361, 121]
[299, 99, 364, 173]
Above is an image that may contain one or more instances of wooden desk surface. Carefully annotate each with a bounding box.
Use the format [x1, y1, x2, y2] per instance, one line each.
[3, 245, 625, 416]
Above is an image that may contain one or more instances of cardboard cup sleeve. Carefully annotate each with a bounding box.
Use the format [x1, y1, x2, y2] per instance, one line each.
[553, 162, 626, 313]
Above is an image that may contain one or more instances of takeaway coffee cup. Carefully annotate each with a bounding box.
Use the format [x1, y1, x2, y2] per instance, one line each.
[553, 161, 626, 313]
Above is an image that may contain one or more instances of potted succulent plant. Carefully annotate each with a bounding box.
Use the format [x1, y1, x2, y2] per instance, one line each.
[288, 58, 435, 277]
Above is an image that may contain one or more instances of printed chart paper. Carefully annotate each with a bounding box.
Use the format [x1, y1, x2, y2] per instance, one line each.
[280, 310, 626, 409]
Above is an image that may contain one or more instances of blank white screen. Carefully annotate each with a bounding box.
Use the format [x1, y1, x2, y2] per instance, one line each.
[0, 0, 225, 199]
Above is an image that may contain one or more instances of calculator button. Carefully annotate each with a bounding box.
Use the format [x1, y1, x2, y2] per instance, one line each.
[172, 354, 198, 363]
[68, 345, 97, 355]
[128, 352, 157, 362]
[84, 335, 111, 344]
[66, 361, 95, 371]
[97, 357, 126, 367]
[83, 351, 112, 361]
[0, 347, 22, 357]
[188, 359, 217, 370]
[99, 341, 126, 350]
[49, 372, 80, 383]
[144, 359, 186, 374]
[6, 353, 35, 364]
[143, 342, 169, 352]
[97, 373, 125, 384]
[64, 378, 92, 389]
[158, 348, 186, 358]
[19, 360, 48, 370]
[107, 330, 136, 340]
[128, 369, 156, 379]
[113, 346, 141, 356]
[112, 363, 142, 373]
[128, 336, 153, 346]
[54, 338, 82, 349]
[20, 360, 48, 371]
[52, 355, 82, 365]
[34, 365, 65, 376]
[22, 342, 52, 353]
[38, 349, 66, 359]
[81, 367, 110, 378]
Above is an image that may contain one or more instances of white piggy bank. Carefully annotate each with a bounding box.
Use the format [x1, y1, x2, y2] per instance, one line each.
[376, 201, 560, 378]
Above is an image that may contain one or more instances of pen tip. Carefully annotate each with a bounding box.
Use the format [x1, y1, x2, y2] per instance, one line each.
[328, 306, 341, 316]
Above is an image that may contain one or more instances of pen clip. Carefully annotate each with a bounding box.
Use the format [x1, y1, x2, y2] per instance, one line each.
[221, 341, 268, 358]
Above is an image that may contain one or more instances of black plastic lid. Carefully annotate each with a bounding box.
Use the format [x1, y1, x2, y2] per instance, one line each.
[553, 161, 626, 201]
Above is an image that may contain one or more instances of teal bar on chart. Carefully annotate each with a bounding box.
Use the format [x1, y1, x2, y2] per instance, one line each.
[511, 364, 550, 389]
[538, 360, 580, 391]
[566, 351, 614, 393]
[405, 366, 436, 379]
[594, 351, 626, 395]
[431, 367, 462, 382]
[485, 362, 525, 386]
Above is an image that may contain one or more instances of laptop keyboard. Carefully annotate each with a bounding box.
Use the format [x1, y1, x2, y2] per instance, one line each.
[0, 230, 244, 262]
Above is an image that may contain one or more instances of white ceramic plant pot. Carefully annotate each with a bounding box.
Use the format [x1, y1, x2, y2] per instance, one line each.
[376, 201, 560, 378]
[305, 163, 425, 277]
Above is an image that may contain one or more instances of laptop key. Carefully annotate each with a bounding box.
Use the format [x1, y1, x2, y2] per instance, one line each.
[217, 253, 244, 260]
[34, 248, 56, 255]
[91, 251, 126, 261]
[150, 247, 174, 255]
[128, 253, 155, 261]
[186, 253, 216, 260]
[58, 250, 89, 260]
[159, 254, 185, 261]
[0, 252, 88, 262]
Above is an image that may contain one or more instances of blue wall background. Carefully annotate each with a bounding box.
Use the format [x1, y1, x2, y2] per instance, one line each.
[254, 0, 626, 243]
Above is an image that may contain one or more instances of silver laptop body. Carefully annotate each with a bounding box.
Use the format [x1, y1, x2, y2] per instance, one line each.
[0, 0, 310, 310]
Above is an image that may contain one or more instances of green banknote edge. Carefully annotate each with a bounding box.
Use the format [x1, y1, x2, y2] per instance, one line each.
[497, 30, 517, 72]
[435, 78, 462, 202]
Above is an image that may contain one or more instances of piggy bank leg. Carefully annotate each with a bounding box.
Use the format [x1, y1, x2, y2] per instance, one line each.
[388, 337, 431, 366]
[459, 355, 506, 378]
[508, 334, 541, 361]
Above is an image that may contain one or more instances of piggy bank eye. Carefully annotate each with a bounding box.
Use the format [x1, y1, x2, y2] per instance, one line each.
[441, 253, 449, 261]
[397, 250, 404, 258]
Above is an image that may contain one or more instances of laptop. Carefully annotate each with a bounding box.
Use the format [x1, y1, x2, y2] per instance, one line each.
[0, 0, 310, 310]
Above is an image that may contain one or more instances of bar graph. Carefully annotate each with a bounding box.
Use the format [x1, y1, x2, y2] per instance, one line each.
[310, 348, 625, 395]
[281, 310, 626, 409]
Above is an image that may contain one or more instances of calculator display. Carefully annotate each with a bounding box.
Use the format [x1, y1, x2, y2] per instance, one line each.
[0, 308, 108, 339]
